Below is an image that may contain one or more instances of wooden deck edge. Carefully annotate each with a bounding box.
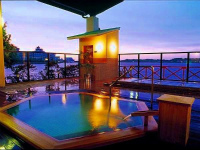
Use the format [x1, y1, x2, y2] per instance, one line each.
[55, 128, 146, 149]
[0, 112, 57, 149]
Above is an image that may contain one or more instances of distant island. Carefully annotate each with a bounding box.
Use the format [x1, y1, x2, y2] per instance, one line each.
[121, 58, 200, 63]
[15, 46, 75, 64]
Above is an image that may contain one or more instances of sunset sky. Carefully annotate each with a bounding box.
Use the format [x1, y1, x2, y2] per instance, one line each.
[2, 0, 200, 55]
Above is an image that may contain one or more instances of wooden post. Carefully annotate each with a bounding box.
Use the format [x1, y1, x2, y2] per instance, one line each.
[0, 1, 5, 87]
[157, 94, 195, 146]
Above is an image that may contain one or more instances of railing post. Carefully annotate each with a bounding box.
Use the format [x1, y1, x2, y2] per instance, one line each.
[138, 54, 140, 79]
[78, 54, 80, 77]
[27, 52, 30, 81]
[47, 53, 50, 79]
[160, 53, 163, 80]
[118, 54, 121, 77]
[64, 54, 66, 78]
[151, 66, 154, 110]
[186, 52, 190, 82]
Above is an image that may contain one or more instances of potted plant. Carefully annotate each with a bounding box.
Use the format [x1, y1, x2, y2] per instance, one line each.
[80, 52, 95, 81]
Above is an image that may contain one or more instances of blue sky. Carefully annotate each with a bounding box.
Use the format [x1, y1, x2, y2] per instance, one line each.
[2, 1, 200, 54]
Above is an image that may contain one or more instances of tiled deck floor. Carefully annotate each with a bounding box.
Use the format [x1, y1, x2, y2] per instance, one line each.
[0, 78, 200, 149]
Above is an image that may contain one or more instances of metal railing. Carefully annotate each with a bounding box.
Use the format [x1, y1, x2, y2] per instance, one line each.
[109, 66, 135, 99]
[4, 51, 80, 84]
[119, 51, 200, 82]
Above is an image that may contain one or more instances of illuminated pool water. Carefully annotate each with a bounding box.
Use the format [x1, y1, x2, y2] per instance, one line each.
[6, 93, 142, 140]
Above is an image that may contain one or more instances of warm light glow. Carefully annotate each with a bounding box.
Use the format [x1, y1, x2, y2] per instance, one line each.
[89, 97, 123, 129]
[0, 147, 5, 150]
[111, 98, 118, 113]
[112, 89, 120, 96]
[84, 79, 91, 89]
[1, 17, 5, 25]
[98, 132, 105, 135]
[94, 99, 103, 111]
[114, 129, 120, 131]
[110, 42, 117, 52]
[96, 42, 103, 52]
[89, 98, 107, 128]
[88, 111, 106, 128]
[62, 94, 67, 105]
[2, 140, 15, 150]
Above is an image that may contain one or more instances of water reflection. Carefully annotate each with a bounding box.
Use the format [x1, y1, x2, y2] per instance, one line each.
[3, 79, 79, 106]
[49, 94, 51, 104]
[62, 94, 67, 105]
[135, 92, 139, 99]
[83, 79, 92, 89]
[6, 105, 20, 116]
[130, 91, 134, 99]
[111, 98, 118, 113]
[88, 97, 125, 129]
[94, 99, 103, 111]
[29, 100, 31, 110]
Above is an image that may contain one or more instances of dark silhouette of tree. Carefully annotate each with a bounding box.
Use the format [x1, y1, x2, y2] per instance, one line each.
[3, 22, 18, 68]
[3, 23, 36, 83]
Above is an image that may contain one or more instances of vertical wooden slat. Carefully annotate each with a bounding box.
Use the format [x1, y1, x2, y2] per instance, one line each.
[160, 53, 163, 80]
[138, 54, 140, 79]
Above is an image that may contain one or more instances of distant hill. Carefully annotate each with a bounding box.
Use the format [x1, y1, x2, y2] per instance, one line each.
[66, 57, 75, 63]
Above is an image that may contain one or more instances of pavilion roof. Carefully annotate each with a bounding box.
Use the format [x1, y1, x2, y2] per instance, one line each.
[67, 27, 120, 40]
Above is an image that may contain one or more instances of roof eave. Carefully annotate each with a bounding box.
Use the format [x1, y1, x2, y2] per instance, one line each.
[67, 27, 120, 40]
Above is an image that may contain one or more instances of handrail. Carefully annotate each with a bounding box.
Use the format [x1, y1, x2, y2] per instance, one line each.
[119, 51, 200, 55]
[119, 65, 155, 109]
[110, 66, 134, 87]
[109, 66, 135, 98]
